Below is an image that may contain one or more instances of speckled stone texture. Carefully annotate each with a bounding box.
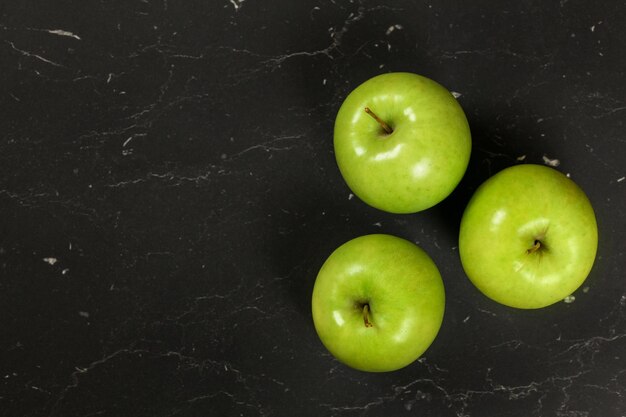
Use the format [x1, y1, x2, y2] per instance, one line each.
[1, 1, 624, 416]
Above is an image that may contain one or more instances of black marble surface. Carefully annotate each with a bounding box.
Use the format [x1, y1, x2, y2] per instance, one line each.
[1, 1, 625, 416]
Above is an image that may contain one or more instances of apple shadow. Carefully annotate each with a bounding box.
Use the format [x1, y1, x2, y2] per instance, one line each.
[430, 110, 562, 241]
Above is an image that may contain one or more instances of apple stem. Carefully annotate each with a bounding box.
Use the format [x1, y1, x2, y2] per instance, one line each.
[364, 107, 393, 134]
[363, 304, 373, 328]
[527, 240, 542, 254]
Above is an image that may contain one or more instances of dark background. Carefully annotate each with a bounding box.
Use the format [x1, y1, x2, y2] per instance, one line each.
[1, 1, 625, 416]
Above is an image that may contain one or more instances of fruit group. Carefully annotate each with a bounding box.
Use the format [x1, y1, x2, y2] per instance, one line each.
[459, 164, 598, 309]
[311, 234, 445, 372]
[334, 72, 471, 213]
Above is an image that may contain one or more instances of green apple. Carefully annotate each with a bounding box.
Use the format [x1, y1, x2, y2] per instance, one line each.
[311, 234, 445, 372]
[334, 72, 471, 214]
[459, 164, 598, 309]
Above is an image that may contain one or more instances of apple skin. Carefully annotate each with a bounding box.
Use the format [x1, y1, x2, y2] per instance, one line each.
[311, 234, 445, 372]
[459, 164, 598, 309]
[334, 72, 471, 214]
